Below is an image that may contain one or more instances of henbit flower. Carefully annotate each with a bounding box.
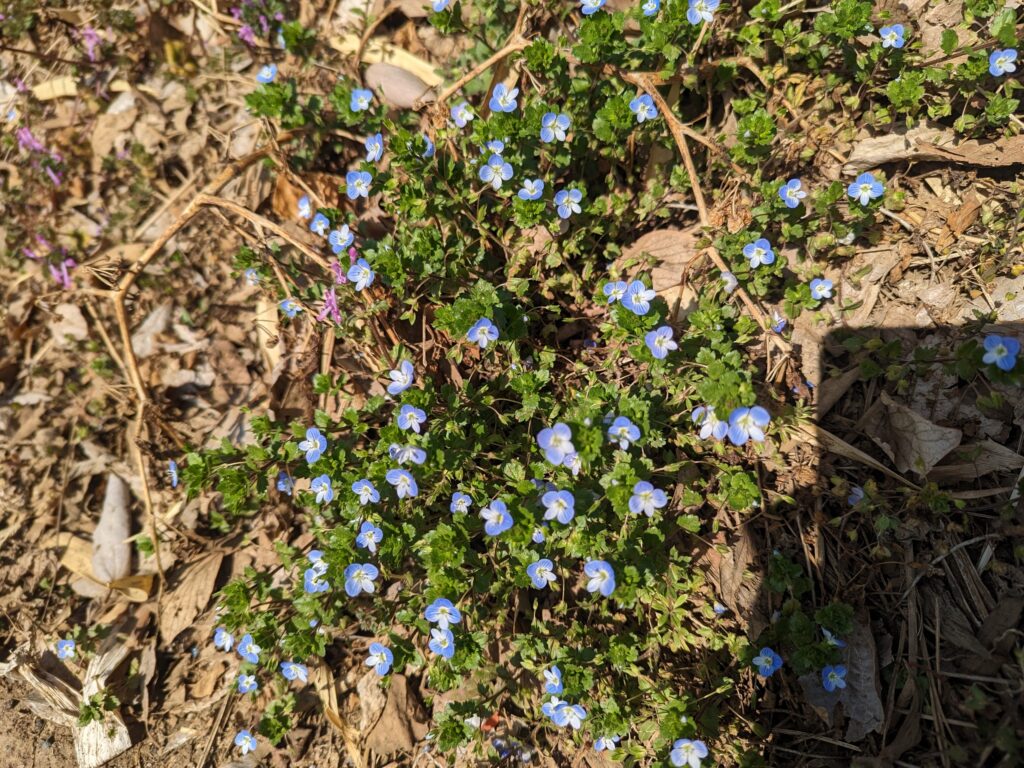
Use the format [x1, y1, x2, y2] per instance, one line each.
[670, 738, 709, 768]
[479, 154, 513, 190]
[310, 474, 334, 504]
[543, 665, 563, 694]
[595, 734, 621, 752]
[879, 24, 905, 49]
[542, 490, 576, 524]
[743, 238, 775, 268]
[397, 404, 427, 433]
[347, 258, 375, 290]
[847, 172, 884, 205]
[537, 423, 575, 465]
[686, 0, 719, 24]
[540, 112, 571, 143]
[629, 94, 658, 123]
[385, 360, 415, 396]
[389, 444, 427, 465]
[256, 63, 277, 83]
[481, 499, 514, 536]
[356, 521, 383, 553]
[429, 627, 455, 659]
[983, 334, 1020, 371]
[365, 133, 384, 162]
[344, 563, 379, 596]
[622, 280, 656, 315]
[645, 325, 678, 360]
[315, 284, 339, 325]
[386, 468, 418, 499]
[753, 646, 783, 677]
[238, 633, 261, 664]
[691, 406, 728, 441]
[329, 225, 354, 254]
[552, 702, 587, 729]
[366, 642, 394, 675]
[989, 49, 1017, 76]
[608, 416, 641, 449]
[298, 427, 327, 464]
[55, 639, 76, 660]
[237, 673, 258, 694]
[297, 195, 312, 220]
[580, 0, 607, 15]
[527, 558, 558, 589]
[555, 188, 583, 219]
[822, 628, 847, 648]
[584, 560, 616, 597]
[346, 170, 373, 200]
[629, 480, 667, 517]
[810, 278, 833, 301]
[350, 88, 373, 111]
[451, 101, 474, 128]
[352, 479, 380, 505]
[779, 178, 807, 209]
[168, 460, 179, 488]
[234, 730, 257, 755]
[518, 178, 545, 201]
[489, 83, 519, 113]
[450, 492, 472, 514]
[641, 0, 660, 17]
[214, 627, 234, 652]
[822, 664, 848, 692]
[603, 280, 627, 303]
[424, 597, 462, 629]
[280, 298, 302, 318]
[727, 406, 771, 446]
[847, 485, 865, 506]
[467, 317, 500, 348]
[281, 661, 308, 683]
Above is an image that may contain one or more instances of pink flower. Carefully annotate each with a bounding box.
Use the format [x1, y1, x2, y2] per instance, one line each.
[238, 24, 256, 45]
[16, 127, 45, 153]
[49, 258, 77, 290]
[329, 261, 348, 285]
[316, 287, 342, 325]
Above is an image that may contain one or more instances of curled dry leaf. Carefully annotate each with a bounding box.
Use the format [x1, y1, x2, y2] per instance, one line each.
[862, 391, 962, 476]
[844, 124, 1024, 174]
[159, 552, 224, 643]
[92, 474, 132, 584]
[364, 62, 435, 109]
[620, 227, 702, 322]
[329, 35, 442, 88]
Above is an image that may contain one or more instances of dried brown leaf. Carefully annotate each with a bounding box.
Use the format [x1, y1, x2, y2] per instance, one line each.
[928, 440, 1024, 484]
[364, 62, 435, 108]
[159, 553, 224, 643]
[92, 475, 131, 584]
[862, 392, 962, 476]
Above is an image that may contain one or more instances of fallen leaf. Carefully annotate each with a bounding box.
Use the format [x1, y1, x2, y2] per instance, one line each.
[159, 553, 224, 643]
[698, 524, 768, 638]
[364, 62, 435, 108]
[130, 301, 172, 359]
[32, 76, 78, 101]
[329, 35, 442, 87]
[928, 440, 1024, 483]
[363, 673, 429, 757]
[621, 227, 702, 321]
[92, 475, 131, 583]
[49, 303, 89, 346]
[861, 391, 962, 476]
[844, 124, 1024, 174]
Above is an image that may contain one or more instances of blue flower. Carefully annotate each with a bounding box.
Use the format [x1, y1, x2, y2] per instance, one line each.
[983, 334, 1020, 371]
[542, 696, 566, 720]
[847, 485, 865, 506]
[779, 178, 806, 209]
[822, 664, 848, 692]
[713, 602, 727, 616]
[213, 627, 233, 652]
[584, 560, 616, 597]
[527, 558, 557, 589]
[629, 94, 658, 123]
[580, 0, 606, 15]
[389, 444, 427, 465]
[537, 423, 575, 464]
[692, 405, 728, 440]
[450, 492, 472, 514]
[554, 188, 583, 219]
[467, 317, 500, 348]
[532, 526, 547, 543]
[234, 730, 257, 755]
[329, 225, 354, 254]
[727, 406, 770, 446]
[344, 563, 379, 596]
[641, 0, 660, 17]
[356, 521, 383, 553]
[55, 638, 76, 660]
[670, 738, 709, 768]
[280, 661, 308, 683]
[310, 474, 334, 504]
[645, 325, 677, 359]
[386, 360, 415, 396]
[421, 133, 435, 157]
[451, 101, 474, 127]
[347, 258, 375, 290]
[686, 0, 718, 24]
[847, 172, 884, 205]
[424, 597, 462, 629]
[595, 734, 621, 752]
[297, 195, 312, 220]
[489, 83, 519, 113]
[237, 673, 258, 694]
[879, 24, 905, 49]
[429, 627, 455, 659]
[244, 267, 259, 285]
[989, 49, 1017, 76]
[552, 702, 587, 729]
[629, 480, 667, 517]
[238, 633, 261, 664]
[397, 404, 426, 433]
[822, 628, 847, 648]
[608, 415, 640, 449]
[518, 178, 545, 201]
[753, 646, 783, 677]
[168, 460, 179, 488]
[564, 452, 582, 476]
[346, 170, 373, 200]
[280, 298, 302, 318]
[366, 642, 393, 675]
[310, 212, 330, 236]
[386, 468, 418, 499]
[540, 112, 571, 143]
[743, 238, 775, 268]
[256, 63, 277, 83]
[304, 566, 329, 594]
[298, 427, 327, 464]
[479, 153, 513, 190]
[810, 277, 833, 301]
[622, 280, 656, 315]
[352, 479, 379, 505]
[543, 665, 563, 694]
[721, 272, 738, 292]
[365, 133, 384, 162]
[432, 0, 450, 10]
[542, 489, 575, 524]
[771, 310, 787, 334]
[603, 280, 627, 303]
[481, 499, 514, 536]
[350, 88, 373, 112]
